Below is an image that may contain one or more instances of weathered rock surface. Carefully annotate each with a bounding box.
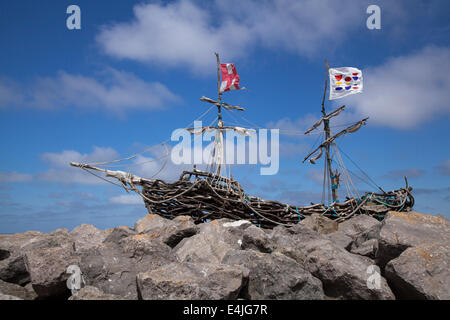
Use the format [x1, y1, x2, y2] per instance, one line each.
[326, 231, 353, 250]
[0, 279, 37, 300]
[350, 239, 379, 259]
[222, 249, 324, 300]
[377, 211, 450, 268]
[0, 293, 22, 300]
[78, 234, 177, 299]
[137, 262, 249, 300]
[24, 245, 78, 298]
[24, 282, 37, 296]
[0, 231, 45, 255]
[174, 219, 252, 263]
[103, 226, 136, 244]
[301, 214, 338, 235]
[241, 225, 273, 253]
[68, 286, 124, 300]
[0, 229, 73, 285]
[384, 242, 450, 300]
[0, 255, 30, 286]
[137, 215, 199, 248]
[269, 224, 394, 300]
[338, 214, 382, 247]
[134, 214, 169, 234]
[1, 211, 448, 300]
[70, 224, 110, 252]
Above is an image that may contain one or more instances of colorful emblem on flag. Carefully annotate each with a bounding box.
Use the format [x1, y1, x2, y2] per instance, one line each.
[329, 67, 363, 100]
[220, 63, 243, 93]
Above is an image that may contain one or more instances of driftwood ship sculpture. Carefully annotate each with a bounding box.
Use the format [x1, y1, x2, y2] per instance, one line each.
[70, 55, 414, 228]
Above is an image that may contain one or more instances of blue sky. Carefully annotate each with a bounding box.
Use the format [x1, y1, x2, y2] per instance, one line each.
[0, 0, 449, 233]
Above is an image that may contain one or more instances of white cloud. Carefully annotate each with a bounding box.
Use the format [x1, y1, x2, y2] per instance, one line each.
[30, 68, 179, 113]
[305, 169, 324, 185]
[35, 144, 195, 185]
[338, 46, 450, 129]
[383, 168, 425, 180]
[40, 147, 119, 168]
[269, 46, 450, 131]
[267, 114, 320, 135]
[109, 194, 142, 205]
[0, 77, 23, 108]
[435, 158, 450, 176]
[97, 0, 251, 73]
[0, 171, 32, 182]
[0, 68, 179, 114]
[96, 0, 363, 73]
[37, 147, 121, 185]
[279, 141, 310, 158]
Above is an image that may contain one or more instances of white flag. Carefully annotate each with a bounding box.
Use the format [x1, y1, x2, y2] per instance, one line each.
[329, 67, 363, 100]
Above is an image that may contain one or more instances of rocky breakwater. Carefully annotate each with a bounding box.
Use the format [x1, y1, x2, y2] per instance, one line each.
[0, 211, 448, 300]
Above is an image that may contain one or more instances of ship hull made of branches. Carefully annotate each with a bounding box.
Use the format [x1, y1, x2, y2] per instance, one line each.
[141, 169, 414, 229]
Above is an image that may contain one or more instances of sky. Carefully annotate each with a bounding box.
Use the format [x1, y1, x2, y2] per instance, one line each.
[0, 0, 449, 233]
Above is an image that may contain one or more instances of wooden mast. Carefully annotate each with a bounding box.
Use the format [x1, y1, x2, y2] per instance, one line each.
[321, 59, 339, 202]
[215, 52, 224, 176]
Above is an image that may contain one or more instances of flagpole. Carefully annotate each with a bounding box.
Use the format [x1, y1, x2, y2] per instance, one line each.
[321, 58, 338, 203]
[215, 52, 223, 176]
[321, 59, 328, 116]
[215, 52, 223, 123]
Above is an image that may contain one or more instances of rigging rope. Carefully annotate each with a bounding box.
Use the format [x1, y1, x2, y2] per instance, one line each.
[85, 105, 216, 167]
[335, 145, 384, 193]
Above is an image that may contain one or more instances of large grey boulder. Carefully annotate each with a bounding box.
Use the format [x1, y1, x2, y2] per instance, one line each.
[384, 242, 450, 300]
[339, 214, 382, 247]
[157, 216, 199, 248]
[300, 214, 338, 235]
[377, 211, 450, 268]
[0, 232, 43, 285]
[78, 234, 177, 299]
[350, 239, 379, 260]
[326, 231, 353, 250]
[241, 225, 273, 253]
[70, 224, 110, 252]
[103, 226, 136, 244]
[136, 215, 198, 248]
[174, 219, 252, 263]
[0, 293, 22, 300]
[24, 282, 37, 298]
[0, 229, 73, 285]
[134, 214, 169, 234]
[24, 245, 78, 298]
[0, 255, 30, 286]
[222, 249, 324, 300]
[136, 262, 249, 300]
[269, 224, 395, 300]
[0, 279, 37, 300]
[68, 285, 124, 300]
[0, 231, 45, 255]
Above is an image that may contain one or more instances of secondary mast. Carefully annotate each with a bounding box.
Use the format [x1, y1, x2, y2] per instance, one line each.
[321, 59, 339, 202]
[304, 60, 368, 204]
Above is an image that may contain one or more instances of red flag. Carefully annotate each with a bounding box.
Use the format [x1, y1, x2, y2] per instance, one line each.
[220, 63, 243, 93]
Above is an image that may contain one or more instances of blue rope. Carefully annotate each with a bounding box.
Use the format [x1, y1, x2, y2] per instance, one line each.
[296, 207, 302, 221]
[322, 205, 337, 216]
[331, 206, 338, 217]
